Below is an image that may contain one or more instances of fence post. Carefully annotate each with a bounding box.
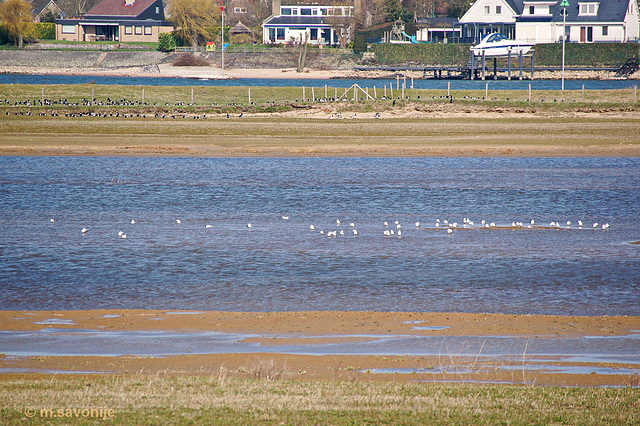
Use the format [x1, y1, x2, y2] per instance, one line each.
[312, 87, 315, 101]
[303, 86, 305, 102]
[582, 85, 584, 100]
[447, 82, 450, 97]
[191, 88, 194, 104]
[485, 82, 488, 100]
[142, 88, 145, 104]
[325, 84, 327, 100]
[528, 83, 531, 102]
[249, 87, 251, 104]
[41, 87, 44, 105]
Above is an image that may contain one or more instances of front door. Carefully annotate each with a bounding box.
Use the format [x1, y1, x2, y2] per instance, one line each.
[580, 26, 586, 42]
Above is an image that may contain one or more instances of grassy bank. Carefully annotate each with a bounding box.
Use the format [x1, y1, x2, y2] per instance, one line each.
[2, 84, 639, 157]
[2, 84, 640, 111]
[1, 375, 638, 424]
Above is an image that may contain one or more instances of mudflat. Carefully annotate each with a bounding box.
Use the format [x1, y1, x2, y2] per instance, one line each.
[1, 310, 639, 387]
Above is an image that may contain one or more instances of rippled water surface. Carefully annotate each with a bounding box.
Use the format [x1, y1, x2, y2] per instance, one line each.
[1, 157, 639, 315]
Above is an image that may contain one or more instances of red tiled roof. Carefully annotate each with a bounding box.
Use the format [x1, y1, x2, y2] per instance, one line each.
[86, 0, 157, 17]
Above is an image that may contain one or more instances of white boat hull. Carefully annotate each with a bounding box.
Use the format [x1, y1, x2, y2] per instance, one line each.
[471, 44, 533, 57]
[471, 33, 534, 58]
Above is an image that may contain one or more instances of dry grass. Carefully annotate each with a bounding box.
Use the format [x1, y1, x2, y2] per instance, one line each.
[0, 372, 638, 424]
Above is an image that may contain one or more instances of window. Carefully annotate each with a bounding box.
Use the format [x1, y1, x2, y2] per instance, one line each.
[62, 24, 75, 33]
[301, 8, 311, 15]
[602, 25, 608, 36]
[281, 7, 291, 15]
[496, 5, 502, 14]
[484, 5, 490, 14]
[587, 26, 593, 41]
[320, 8, 327, 15]
[276, 28, 285, 40]
[144, 26, 152, 35]
[124, 25, 132, 34]
[579, 3, 598, 15]
[292, 9, 298, 15]
[135, 26, 142, 35]
[529, 5, 535, 14]
[234, 7, 247, 13]
[155, 6, 159, 14]
[310, 28, 318, 40]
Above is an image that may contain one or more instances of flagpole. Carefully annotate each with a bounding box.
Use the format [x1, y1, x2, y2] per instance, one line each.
[560, 0, 569, 90]
[221, 5, 225, 78]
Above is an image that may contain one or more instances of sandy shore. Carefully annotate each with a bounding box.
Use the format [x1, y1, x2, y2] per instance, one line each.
[1, 310, 639, 387]
[1, 64, 633, 80]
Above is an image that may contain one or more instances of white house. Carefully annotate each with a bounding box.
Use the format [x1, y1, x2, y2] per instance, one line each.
[262, 0, 354, 45]
[459, 0, 639, 43]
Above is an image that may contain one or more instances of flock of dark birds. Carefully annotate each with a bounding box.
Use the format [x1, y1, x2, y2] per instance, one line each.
[1, 93, 513, 117]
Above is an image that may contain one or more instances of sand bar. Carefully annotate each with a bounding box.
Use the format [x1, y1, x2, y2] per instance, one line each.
[2, 311, 639, 387]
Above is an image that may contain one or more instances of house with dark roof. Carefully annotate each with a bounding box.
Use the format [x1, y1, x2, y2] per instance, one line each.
[31, 0, 63, 22]
[458, 0, 639, 43]
[56, 0, 173, 42]
[262, 0, 355, 45]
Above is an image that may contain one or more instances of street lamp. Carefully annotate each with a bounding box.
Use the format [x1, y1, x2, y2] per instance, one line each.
[221, 5, 225, 78]
[560, 0, 569, 90]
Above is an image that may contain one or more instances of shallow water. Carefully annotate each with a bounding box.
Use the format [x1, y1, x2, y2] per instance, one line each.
[0, 74, 638, 91]
[1, 157, 639, 315]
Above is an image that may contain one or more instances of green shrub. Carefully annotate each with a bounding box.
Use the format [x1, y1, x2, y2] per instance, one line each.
[367, 42, 640, 67]
[157, 32, 176, 52]
[33, 23, 55, 40]
[534, 43, 640, 67]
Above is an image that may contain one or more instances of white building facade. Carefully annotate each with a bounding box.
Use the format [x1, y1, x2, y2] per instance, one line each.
[459, 0, 639, 43]
[262, 3, 354, 45]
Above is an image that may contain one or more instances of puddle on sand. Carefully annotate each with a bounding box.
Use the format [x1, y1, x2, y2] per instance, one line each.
[403, 321, 425, 324]
[364, 364, 640, 376]
[413, 326, 450, 331]
[165, 312, 205, 315]
[0, 368, 111, 374]
[33, 319, 76, 325]
[102, 314, 121, 318]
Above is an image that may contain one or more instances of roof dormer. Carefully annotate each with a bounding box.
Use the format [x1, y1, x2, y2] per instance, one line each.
[125, 0, 135, 6]
[577, 2, 599, 16]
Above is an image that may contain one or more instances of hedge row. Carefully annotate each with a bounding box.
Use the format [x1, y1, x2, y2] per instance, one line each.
[368, 42, 640, 67]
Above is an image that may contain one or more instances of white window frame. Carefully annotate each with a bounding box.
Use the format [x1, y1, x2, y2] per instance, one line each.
[144, 26, 152, 35]
[62, 24, 75, 34]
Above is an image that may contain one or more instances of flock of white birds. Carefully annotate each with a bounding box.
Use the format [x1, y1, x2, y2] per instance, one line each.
[54, 215, 610, 240]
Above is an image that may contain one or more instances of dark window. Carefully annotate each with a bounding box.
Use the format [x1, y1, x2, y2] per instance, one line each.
[529, 5, 535, 14]
[587, 26, 593, 42]
[301, 8, 312, 15]
[310, 28, 318, 40]
[602, 26, 608, 36]
[276, 28, 285, 39]
[281, 8, 291, 15]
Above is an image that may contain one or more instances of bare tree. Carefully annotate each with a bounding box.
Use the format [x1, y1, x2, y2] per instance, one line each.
[297, 32, 308, 73]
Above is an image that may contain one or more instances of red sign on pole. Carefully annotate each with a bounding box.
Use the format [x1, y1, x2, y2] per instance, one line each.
[221, 6, 225, 11]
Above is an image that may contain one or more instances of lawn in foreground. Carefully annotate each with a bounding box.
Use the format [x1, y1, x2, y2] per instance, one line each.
[1, 375, 638, 424]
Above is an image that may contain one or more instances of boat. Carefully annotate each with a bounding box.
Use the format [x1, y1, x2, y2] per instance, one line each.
[470, 33, 534, 57]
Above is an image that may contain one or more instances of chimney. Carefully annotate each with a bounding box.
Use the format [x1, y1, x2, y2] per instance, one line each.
[272, 0, 281, 16]
[124, 0, 135, 5]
